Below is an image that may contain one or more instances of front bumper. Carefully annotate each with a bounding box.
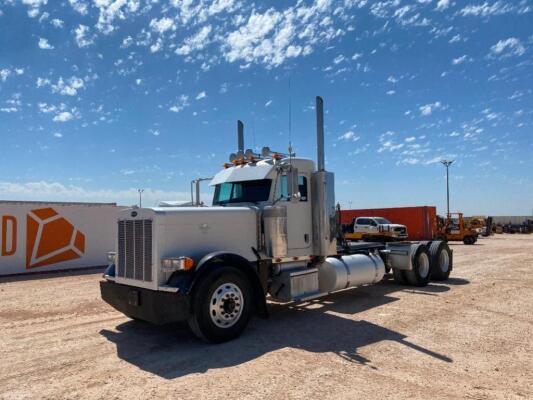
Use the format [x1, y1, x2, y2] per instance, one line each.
[100, 280, 190, 324]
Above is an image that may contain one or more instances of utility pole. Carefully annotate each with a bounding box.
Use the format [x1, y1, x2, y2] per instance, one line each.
[441, 160, 454, 216]
[138, 188, 144, 207]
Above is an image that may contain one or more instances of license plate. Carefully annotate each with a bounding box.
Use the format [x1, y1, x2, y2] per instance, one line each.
[128, 290, 140, 306]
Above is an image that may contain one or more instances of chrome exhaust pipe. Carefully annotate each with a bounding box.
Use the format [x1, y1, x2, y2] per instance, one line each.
[316, 96, 325, 171]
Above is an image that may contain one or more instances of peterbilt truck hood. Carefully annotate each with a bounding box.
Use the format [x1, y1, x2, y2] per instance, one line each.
[116, 206, 259, 287]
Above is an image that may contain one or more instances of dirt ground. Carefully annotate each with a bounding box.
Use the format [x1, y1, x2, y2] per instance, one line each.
[0, 235, 532, 400]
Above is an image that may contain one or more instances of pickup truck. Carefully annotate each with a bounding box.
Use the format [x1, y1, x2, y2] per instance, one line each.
[343, 217, 408, 242]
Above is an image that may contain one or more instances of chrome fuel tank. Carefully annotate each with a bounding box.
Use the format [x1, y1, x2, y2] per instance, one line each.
[318, 253, 385, 293]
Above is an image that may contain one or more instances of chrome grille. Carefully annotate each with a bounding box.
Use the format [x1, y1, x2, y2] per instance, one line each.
[117, 219, 153, 282]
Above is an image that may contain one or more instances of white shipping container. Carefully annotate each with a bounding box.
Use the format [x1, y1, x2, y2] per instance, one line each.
[0, 201, 124, 276]
[492, 216, 533, 225]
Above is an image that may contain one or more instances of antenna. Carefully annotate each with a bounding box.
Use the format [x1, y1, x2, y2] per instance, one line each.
[288, 77, 293, 165]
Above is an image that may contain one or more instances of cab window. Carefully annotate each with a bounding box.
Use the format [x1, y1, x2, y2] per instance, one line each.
[277, 175, 308, 201]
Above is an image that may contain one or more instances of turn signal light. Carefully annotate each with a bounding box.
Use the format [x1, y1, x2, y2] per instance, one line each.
[161, 256, 195, 272]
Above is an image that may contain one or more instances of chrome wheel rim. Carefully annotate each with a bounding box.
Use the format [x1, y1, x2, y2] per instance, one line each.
[209, 283, 244, 328]
[418, 252, 430, 278]
[439, 250, 450, 273]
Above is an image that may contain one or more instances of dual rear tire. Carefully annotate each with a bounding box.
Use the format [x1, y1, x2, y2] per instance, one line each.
[392, 241, 452, 286]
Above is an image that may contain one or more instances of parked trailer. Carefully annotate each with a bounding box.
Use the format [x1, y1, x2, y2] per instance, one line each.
[0, 201, 122, 276]
[100, 97, 453, 343]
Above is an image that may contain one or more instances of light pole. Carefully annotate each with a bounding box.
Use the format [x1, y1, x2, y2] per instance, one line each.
[441, 160, 454, 216]
[138, 188, 144, 207]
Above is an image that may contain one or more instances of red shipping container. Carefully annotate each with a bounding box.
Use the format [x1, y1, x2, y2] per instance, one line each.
[340, 206, 437, 241]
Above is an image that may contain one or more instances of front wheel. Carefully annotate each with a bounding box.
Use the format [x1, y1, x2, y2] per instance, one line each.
[188, 267, 252, 343]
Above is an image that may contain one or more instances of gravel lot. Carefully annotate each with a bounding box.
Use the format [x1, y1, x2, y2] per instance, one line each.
[1, 235, 532, 399]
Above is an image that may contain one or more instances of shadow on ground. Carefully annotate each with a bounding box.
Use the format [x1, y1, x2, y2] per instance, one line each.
[101, 277, 466, 379]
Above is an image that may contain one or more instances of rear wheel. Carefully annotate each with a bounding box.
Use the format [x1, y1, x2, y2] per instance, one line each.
[404, 245, 431, 287]
[188, 267, 252, 343]
[429, 241, 452, 281]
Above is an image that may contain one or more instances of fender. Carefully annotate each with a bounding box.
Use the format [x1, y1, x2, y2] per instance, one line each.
[169, 251, 268, 318]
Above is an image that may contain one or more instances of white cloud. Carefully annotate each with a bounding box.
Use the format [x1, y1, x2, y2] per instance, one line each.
[40, 76, 86, 96]
[489, 37, 526, 58]
[1, 107, 18, 113]
[338, 131, 360, 141]
[452, 55, 468, 65]
[436, 0, 450, 11]
[0, 181, 191, 206]
[196, 91, 207, 100]
[53, 111, 74, 122]
[51, 18, 64, 28]
[265, 100, 272, 107]
[0, 69, 11, 82]
[21, 0, 47, 17]
[94, 0, 140, 34]
[175, 25, 212, 55]
[405, 136, 416, 142]
[53, 132, 63, 138]
[386, 90, 396, 95]
[419, 101, 442, 116]
[459, 2, 514, 17]
[150, 17, 175, 34]
[169, 95, 190, 113]
[38, 37, 54, 49]
[333, 55, 345, 64]
[75, 24, 94, 47]
[223, 3, 344, 68]
[68, 0, 88, 15]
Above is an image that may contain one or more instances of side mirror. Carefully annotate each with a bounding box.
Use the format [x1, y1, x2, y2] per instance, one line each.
[287, 166, 300, 202]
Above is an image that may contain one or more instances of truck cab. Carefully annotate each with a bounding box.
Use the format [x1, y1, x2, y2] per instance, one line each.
[100, 97, 453, 343]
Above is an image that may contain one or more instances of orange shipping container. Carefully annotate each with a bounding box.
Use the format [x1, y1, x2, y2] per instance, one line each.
[340, 206, 438, 241]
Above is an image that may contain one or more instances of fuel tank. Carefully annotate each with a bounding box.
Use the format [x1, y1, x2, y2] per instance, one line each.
[318, 253, 385, 293]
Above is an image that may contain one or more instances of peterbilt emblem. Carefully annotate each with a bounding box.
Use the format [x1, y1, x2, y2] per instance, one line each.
[131, 211, 138, 217]
[199, 223, 210, 233]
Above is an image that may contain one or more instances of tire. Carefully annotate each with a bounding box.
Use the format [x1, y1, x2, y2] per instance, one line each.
[404, 244, 431, 287]
[392, 267, 407, 285]
[463, 236, 474, 245]
[429, 241, 452, 281]
[188, 267, 252, 343]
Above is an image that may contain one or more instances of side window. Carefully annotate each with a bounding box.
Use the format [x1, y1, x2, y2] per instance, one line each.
[277, 175, 308, 202]
[370, 219, 377, 226]
[278, 175, 289, 200]
[298, 176, 308, 201]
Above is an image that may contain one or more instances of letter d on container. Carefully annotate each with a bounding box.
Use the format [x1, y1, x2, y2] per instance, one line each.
[1, 216, 17, 256]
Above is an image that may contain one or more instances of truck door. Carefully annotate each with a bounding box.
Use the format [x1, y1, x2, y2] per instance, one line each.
[355, 218, 370, 234]
[276, 173, 312, 254]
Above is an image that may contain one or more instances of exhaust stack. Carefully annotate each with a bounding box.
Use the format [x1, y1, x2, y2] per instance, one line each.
[316, 96, 325, 171]
[237, 120, 244, 154]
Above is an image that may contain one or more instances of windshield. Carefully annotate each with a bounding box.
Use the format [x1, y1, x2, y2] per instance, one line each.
[213, 179, 272, 205]
[374, 218, 391, 224]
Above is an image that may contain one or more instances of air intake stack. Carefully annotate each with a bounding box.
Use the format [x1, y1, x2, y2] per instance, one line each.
[316, 96, 325, 172]
[237, 120, 244, 154]
[311, 96, 337, 257]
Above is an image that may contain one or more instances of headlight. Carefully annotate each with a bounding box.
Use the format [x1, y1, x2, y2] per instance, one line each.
[107, 251, 117, 263]
[161, 256, 195, 272]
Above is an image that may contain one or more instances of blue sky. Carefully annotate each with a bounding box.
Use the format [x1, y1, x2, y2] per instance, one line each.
[0, 0, 532, 215]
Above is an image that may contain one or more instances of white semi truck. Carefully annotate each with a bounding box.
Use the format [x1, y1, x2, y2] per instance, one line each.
[101, 97, 453, 343]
